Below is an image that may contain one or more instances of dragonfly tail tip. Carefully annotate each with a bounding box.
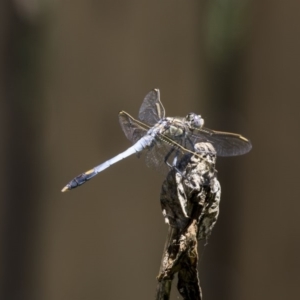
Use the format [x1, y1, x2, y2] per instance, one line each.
[61, 186, 69, 192]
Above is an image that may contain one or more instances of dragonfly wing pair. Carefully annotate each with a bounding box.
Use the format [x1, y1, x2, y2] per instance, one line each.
[118, 89, 164, 143]
[188, 127, 252, 157]
[119, 89, 181, 173]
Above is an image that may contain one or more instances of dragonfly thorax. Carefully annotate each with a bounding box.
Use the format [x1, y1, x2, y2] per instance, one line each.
[161, 118, 186, 139]
[168, 124, 184, 137]
[185, 113, 204, 130]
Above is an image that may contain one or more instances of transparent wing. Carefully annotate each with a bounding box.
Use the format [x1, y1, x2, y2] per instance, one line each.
[144, 135, 187, 175]
[138, 89, 165, 125]
[189, 127, 252, 157]
[119, 111, 150, 143]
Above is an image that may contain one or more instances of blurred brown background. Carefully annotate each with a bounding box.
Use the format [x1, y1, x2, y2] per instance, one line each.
[0, 1, 300, 300]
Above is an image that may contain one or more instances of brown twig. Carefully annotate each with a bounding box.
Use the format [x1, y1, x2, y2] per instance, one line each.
[156, 143, 221, 300]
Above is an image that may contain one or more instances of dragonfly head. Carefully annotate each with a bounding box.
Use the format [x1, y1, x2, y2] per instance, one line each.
[186, 113, 204, 130]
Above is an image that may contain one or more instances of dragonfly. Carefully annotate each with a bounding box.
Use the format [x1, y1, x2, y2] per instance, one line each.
[62, 89, 252, 192]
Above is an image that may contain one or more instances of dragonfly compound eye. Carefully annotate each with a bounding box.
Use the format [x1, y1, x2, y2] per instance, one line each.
[186, 113, 204, 129]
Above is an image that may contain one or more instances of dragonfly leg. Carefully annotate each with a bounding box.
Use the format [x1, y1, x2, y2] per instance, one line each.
[164, 147, 187, 178]
[164, 146, 181, 169]
[164, 147, 175, 168]
[171, 149, 181, 167]
[186, 136, 196, 151]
